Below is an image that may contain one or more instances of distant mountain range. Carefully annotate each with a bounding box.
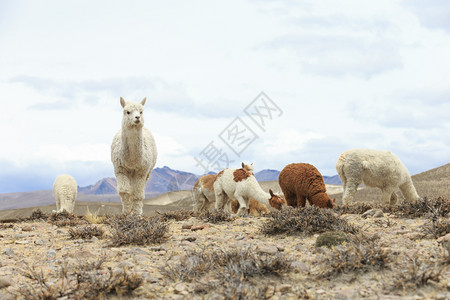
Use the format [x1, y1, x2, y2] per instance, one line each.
[78, 166, 341, 196]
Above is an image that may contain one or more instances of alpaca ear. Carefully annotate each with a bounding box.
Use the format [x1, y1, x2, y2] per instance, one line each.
[269, 189, 274, 197]
[241, 162, 245, 168]
[141, 97, 147, 106]
[120, 97, 126, 108]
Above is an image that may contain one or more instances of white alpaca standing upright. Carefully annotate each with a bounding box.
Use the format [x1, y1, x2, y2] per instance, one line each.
[111, 97, 157, 214]
[336, 149, 420, 206]
[214, 167, 285, 216]
[53, 174, 77, 213]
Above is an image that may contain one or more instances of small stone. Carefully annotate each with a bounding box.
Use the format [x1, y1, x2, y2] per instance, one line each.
[291, 261, 310, 273]
[174, 283, 187, 294]
[405, 232, 423, 240]
[2, 248, 15, 257]
[362, 209, 384, 218]
[276, 284, 291, 293]
[0, 277, 11, 289]
[34, 239, 49, 245]
[276, 245, 285, 251]
[21, 225, 34, 232]
[47, 249, 57, 259]
[182, 236, 197, 242]
[182, 223, 193, 230]
[256, 245, 278, 255]
[90, 236, 99, 242]
[191, 225, 208, 231]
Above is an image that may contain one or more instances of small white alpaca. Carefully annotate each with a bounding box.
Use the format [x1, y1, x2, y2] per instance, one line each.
[336, 149, 420, 206]
[214, 167, 285, 216]
[53, 174, 77, 213]
[111, 97, 157, 214]
[193, 163, 254, 212]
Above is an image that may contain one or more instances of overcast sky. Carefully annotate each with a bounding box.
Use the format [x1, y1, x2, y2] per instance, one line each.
[1, 0, 449, 193]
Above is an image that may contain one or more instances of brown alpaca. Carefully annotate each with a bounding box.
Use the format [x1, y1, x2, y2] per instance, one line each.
[231, 198, 270, 216]
[278, 163, 336, 209]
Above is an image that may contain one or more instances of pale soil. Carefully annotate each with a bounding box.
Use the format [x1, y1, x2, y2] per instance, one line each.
[0, 212, 449, 299]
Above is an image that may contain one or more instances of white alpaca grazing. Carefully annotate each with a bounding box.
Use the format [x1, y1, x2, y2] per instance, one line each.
[193, 163, 255, 212]
[336, 149, 420, 206]
[214, 167, 285, 216]
[111, 97, 157, 214]
[53, 174, 77, 213]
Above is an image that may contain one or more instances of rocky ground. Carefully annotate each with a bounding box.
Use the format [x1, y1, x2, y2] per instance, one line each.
[0, 203, 449, 299]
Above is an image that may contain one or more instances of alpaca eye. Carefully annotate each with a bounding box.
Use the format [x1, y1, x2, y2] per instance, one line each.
[126, 111, 130, 115]
[140, 111, 143, 114]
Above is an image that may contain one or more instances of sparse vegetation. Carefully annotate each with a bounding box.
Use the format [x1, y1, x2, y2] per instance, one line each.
[107, 214, 169, 246]
[315, 231, 350, 248]
[261, 206, 358, 235]
[161, 249, 292, 298]
[49, 210, 87, 227]
[17, 258, 143, 299]
[334, 202, 376, 215]
[387, 196, 450, 218]
[68, 224, 105, 240]
[318, 233, 392, 278]
[157, 209, 197, 221]
[85, 206, 106, 224]
[389, 254, 445, 291]
[198, 209, 236, 223]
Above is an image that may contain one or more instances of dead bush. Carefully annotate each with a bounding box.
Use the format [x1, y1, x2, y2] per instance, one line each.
[157, 209, 198, 221]
[261, 206, 358, 236]
[107, 214, 169, 246]
[68, 225, 105, 240]
[198, 209, 236, 223]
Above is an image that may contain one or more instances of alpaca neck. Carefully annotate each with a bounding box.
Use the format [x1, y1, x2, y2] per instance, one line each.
[251, 188, 270, 206]
[122, 126, 143, 160]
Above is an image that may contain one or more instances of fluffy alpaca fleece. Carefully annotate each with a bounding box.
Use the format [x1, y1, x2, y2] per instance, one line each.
[231, 198, 270, 216]
[278, 163, 336, 209]
[214, 168, 286, 216]
[193, 163, 255, 212]
[193, 174, 217, 212]
[336, 149, 420, 206]
[53, 174, 77, 213]
[111, 97, 157, 214]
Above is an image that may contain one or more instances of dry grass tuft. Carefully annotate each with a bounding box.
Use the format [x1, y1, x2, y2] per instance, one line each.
[17, 258, 143, 299]
[389, 253, 445, 291]
[68, 225, 105, 240]
[318, 234, 392, 277]
[387, 196, 450, 218]
[157, 209, 198, 221]
[261, 206, 358, 236]
[161, 248, 292, 298]
[334, 203, 376, 215]
[198, 209, 236, 223]
[107, 214, 169, 246]
[84, 206, 106, 224]
[49, 210, 87, 227]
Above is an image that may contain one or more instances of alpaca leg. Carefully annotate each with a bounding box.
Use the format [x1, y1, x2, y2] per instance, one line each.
[284, 191, 298, 207]
[390, 192, 398, 205]
[116, 172, 132, 213]
[215, 188, 227, 210]
[194, 193, 208, 212]
[297, 195, 307, 207]
[380, 188, 395, 206]
[236, 195, 249, 216]
[399, 179, 420, 202]
[342, 180, 359, 206]
[129, 176, 147, 215]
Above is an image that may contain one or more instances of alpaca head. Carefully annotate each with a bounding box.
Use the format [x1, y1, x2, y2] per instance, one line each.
[268, 189, 286, 210]
[120, 97, 146, 129]
[241, 162, 254, 175]
[310, 193, 337, 209]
